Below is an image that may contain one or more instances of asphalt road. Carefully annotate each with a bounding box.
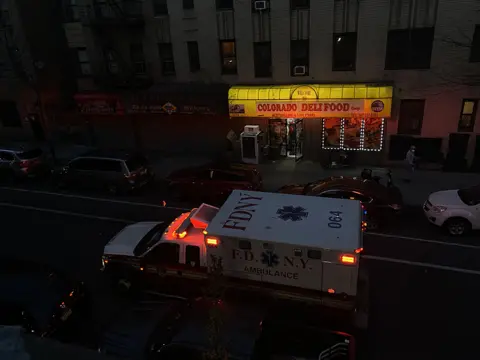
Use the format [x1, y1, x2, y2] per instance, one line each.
[0, 186, 480, 360]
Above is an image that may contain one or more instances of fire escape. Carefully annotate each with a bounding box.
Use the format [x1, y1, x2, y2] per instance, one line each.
[85, 0, 151, 90]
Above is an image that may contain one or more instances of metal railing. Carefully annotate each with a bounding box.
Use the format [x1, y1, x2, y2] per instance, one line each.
[63, 1, 143, 24]
[318, 342, 349, 360]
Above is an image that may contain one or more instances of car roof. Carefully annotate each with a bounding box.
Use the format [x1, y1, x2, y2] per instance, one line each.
[0, 143, 41, 153]
[81, 149, 145, 161]
[310, 177, 388, 197]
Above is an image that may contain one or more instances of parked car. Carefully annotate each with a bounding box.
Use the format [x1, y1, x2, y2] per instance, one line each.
[166, 162, 262, 204]
[278, 175, 403, 230]
[54, 151, 155, 194]
[0, 145, 50, 181]
[0, 259, 87, 339]
[97, 291, 187, 359]
[157, 299, 264, 360]
[423, 185, 480, 236]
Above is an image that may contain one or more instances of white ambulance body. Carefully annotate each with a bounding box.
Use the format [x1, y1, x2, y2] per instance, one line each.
[205, 190, 365, 298]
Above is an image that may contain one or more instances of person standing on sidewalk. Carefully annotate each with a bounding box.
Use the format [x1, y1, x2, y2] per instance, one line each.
[404, 145, 417, 182]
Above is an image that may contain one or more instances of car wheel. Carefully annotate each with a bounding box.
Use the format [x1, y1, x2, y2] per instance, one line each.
[445, 217, 471, 236]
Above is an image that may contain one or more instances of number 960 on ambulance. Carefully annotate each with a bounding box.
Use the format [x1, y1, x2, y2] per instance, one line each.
[204, 190, 368, 311]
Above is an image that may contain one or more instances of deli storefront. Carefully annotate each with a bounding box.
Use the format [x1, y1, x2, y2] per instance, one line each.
[229, 84, 393, 162]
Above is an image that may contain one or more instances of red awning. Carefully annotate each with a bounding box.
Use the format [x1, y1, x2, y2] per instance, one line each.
[74, 93, 121, 102]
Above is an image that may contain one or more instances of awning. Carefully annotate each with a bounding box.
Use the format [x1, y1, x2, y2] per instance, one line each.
[228, 84, 393, 119]
[130, 83, 230, 115]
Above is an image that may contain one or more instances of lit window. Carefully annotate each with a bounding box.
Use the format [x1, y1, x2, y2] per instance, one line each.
[458, 99, 477, 132]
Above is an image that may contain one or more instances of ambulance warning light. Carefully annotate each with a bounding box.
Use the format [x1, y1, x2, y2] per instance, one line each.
[206, 237, 219, 246]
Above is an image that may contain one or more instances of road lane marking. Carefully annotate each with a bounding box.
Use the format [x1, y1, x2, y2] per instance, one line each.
[0, 202, 134, 223]
[0, 186, 191, 211]
[367, 232, 480, 250]
[362, 255, 480, 275]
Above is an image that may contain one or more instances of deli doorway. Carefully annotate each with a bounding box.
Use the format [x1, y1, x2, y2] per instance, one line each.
[268, 118, 304, 161]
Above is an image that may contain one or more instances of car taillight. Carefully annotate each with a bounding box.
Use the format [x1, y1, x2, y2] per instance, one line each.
[19, 160, 29, 168]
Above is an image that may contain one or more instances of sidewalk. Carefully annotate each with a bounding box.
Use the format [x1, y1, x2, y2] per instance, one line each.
[39, 143, 479, 207]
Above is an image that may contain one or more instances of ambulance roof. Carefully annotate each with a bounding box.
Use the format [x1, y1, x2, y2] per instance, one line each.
[207, 190, 362, 252]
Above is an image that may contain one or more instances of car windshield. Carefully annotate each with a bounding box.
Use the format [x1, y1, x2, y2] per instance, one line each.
[16, 149, 43, 159]
[126, 155, 148, 172]
[133, 223, 168, 256]
[457, 185, 480, 205]
[305, 180, 328, 194]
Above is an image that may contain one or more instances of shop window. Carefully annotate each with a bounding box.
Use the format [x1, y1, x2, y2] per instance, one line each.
[385, 28, 434, 70]
[253, 42, 272, 78]
[364, 118, 384, 150]
[152, 0, 168, 16]
[130, 43, 146, 75]
[323, 118, 385, 151]
[183, 0, 194, 10]
[158, 43, 175, 76]
[332, 32, 357, 71]
[343, 118, 362, 150]
[398, 99, 425, 135]
[216, 0, 233, 10]
[323, 118, 342, 149]
[290, 39, 309, 76]
[187, 41, 200, 72]
[219, 40, 237, 74]
[291, 0, 309, 10]
[458, 99, 477, 132]
[470, 25, 480, 62]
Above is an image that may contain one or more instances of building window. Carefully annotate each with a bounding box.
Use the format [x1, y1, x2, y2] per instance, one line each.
[470, 25, 480, 62]
[105, 51, 119, 74]
[75, 48, 91, 76]
[291, 0, 309, 10]
[253, 42, 272, 78]
[398, 99, 425, 135]
[153, 0, 168, 16]
[183, 0, 194, 10]
[385, 28, 434, 70]
[0, 101, 22, 128]
[332, 32, 357, 71]
[158, 43, 175, 76]
[458, 100, 477, 132]
[290, 39, 309, 76]
[216, 0, 233, 10]
[219, 40, 237, 74]
[130, 43, 146, 74]
[187, 41, 200, 72]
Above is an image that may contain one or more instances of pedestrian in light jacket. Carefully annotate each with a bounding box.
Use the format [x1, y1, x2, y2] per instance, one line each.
[404, 146, 417, 182]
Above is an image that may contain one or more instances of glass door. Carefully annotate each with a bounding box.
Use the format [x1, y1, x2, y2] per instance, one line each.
[295, 119, 304, 162]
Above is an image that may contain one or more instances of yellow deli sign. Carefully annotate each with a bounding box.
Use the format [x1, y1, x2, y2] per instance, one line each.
[229, 99, 392, 118]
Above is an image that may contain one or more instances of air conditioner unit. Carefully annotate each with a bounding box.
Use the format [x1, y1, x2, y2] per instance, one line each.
[293, 65, 307, 76]
[254, 1, 268, 11]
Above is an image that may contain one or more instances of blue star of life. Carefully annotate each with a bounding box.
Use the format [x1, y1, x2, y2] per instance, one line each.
[261, 251, 279, 267]
[276, 205, 309, 221]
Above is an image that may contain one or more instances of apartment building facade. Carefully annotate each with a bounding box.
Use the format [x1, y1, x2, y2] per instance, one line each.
[0, 0, 76, 142]
[46, 0, 480, 166]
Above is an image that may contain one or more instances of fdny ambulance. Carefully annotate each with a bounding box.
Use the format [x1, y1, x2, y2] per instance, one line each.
[101, 190, 368, 327]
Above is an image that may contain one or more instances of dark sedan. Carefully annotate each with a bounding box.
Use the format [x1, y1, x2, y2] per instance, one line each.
[166, 162, 262, 204]
[0, 259, 87, 339]
[278, 176, 403, 230]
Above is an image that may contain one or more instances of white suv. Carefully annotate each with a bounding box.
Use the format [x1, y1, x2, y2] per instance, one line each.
[423, 185, 480, 236]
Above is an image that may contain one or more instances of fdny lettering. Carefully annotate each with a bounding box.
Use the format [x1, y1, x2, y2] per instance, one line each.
[222, 193, 263, 231]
